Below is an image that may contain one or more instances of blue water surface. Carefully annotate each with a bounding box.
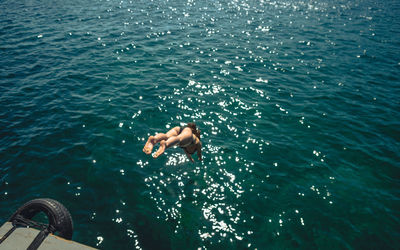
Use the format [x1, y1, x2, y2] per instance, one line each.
[1, 0, 399, 249]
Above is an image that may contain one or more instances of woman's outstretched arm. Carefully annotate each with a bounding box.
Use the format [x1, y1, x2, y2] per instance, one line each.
[196, 141, 202, 161]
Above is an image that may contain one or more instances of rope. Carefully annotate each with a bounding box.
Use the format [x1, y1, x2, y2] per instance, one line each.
[27, 225, 56, 250]
[0, 215, 56, 250]
[0, 225, 16, 245]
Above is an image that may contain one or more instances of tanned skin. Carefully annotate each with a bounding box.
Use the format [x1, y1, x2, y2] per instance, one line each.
[143, 126, 202, 162]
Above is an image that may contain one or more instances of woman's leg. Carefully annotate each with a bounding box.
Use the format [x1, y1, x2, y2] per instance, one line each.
[143, 127, 181, 154]
[153, 128, 194, 158]
[142, 134, 167, 154]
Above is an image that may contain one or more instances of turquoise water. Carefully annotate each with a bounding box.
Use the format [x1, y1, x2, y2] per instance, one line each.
[1, 0, 399, 249]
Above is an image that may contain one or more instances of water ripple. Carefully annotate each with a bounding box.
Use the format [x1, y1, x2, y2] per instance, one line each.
[1, 0, 399, 249]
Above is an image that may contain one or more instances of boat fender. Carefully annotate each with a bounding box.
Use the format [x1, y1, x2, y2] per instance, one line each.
[8, 198, 74, 240]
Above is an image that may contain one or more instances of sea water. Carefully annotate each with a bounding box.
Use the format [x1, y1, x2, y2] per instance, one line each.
[1, 0, 399, 249]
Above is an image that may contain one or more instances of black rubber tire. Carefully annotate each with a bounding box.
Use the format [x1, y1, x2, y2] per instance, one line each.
[9, 198, 74, 240]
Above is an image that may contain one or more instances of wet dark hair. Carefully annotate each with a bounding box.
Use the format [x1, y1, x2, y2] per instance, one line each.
[187, 122, 200, 139]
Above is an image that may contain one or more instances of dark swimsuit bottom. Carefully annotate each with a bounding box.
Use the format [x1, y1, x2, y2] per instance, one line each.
[178, 126, 196, 148]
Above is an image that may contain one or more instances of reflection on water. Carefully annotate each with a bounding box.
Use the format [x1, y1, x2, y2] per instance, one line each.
[1, 0, 399, 249]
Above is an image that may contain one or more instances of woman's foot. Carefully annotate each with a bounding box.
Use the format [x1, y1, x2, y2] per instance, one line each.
[153, 140, 166, 158]
[143, 136, 155, 154]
